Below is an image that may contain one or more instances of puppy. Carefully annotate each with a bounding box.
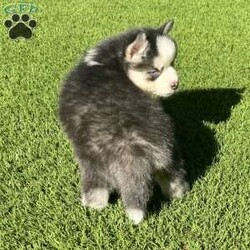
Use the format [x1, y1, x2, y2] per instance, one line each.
[59, 20, 190, 224]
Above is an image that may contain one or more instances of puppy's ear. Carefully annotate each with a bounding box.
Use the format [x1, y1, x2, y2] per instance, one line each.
[125, 32, 149, 63]
[159, 20, 174, 35]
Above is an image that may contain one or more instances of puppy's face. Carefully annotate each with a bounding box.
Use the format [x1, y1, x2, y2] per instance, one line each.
[125, 21, 178, 97]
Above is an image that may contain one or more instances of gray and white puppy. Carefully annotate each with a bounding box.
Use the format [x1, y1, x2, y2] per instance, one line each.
[59, 21, 190, 224]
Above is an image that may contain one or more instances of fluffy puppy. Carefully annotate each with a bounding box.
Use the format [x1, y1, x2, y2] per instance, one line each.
[59, 21, 190, 224]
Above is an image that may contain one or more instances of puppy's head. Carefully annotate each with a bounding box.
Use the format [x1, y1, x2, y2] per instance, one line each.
[125, 21, 178, 97]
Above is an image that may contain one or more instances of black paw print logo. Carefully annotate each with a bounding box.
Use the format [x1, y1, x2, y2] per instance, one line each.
[4, 14, 37, 39]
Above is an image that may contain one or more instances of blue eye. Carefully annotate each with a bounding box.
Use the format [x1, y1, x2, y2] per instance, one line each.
[147, 69, 161, 80]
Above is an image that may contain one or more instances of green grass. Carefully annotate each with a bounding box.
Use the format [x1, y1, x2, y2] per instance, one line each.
[0, 0, 249, 249]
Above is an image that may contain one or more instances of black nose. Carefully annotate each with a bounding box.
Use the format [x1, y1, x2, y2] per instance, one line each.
[171, 81, 178, 90]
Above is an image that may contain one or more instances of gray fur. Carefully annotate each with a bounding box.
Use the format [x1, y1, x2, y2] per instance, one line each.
[59, 22, 189, 223]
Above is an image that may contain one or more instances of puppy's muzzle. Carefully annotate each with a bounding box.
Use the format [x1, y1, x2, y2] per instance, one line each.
[170, 80, 178, 90]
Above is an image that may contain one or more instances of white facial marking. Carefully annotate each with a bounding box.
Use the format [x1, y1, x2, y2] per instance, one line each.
[128, 69, 155, 92]
[155, 36, 176, 69]
[127, 35, 178, 97]
[153, 66, 178, 97]
[81, 188, 109, 209]
[128, 66, 178, 97]
[126, 208, 144, 224]
[84, 48, 103, 66]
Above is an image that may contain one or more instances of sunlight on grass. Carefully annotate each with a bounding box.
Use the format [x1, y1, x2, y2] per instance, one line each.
[0, 0, 249, 249]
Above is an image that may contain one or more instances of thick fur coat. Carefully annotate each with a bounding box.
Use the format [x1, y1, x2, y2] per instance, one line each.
[59, 21, 189, 224]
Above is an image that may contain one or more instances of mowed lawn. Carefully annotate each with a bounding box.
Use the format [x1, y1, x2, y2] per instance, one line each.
[0, 0, 249, 249]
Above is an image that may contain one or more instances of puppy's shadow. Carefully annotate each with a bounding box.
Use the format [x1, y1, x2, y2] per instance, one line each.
[148, 88, 243, 215]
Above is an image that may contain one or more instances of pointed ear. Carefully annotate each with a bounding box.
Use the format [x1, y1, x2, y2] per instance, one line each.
[159, 20, 174, 35]
[125, 32, 149, 63]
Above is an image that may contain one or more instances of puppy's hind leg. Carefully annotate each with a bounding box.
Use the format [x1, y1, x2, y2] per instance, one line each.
[114, 155, 153, 224]
[78, 157, 110, 210]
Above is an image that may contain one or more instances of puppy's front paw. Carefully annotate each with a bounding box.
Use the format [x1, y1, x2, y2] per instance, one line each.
[126, 208, 145, 224]
[168, 179, 190, 199]
[81, 188, 109, 209]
